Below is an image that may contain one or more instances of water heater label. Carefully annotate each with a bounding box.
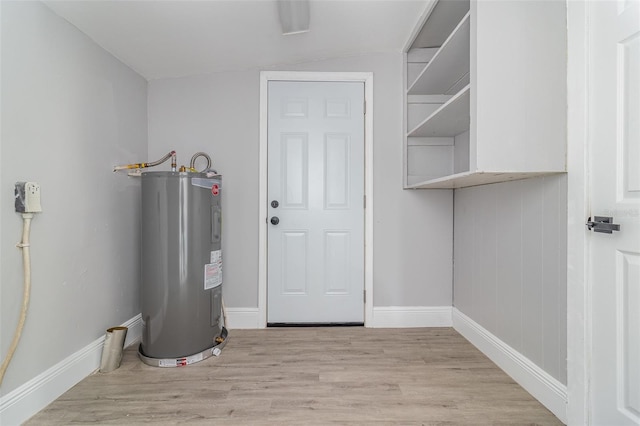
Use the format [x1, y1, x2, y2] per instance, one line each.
[204, 250, 223, 290]
[159, 352, 204, 367]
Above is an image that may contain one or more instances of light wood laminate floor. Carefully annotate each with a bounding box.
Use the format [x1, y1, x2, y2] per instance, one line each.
[26, 327, 562, 425]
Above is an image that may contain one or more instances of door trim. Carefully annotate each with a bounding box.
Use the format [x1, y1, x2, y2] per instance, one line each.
[258, 71, 374, 328]
[566, 1, 589, 424]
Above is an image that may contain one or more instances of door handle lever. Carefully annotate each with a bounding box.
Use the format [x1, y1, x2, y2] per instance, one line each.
[586, 216, 620, 234]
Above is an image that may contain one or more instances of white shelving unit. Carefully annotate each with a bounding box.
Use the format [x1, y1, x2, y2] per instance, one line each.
[403, 0, 567, 189]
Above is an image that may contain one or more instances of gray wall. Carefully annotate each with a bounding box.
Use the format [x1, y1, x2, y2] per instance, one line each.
[453, 175, 568, 384]
[0, 2, 147, 395]
[148, 53, 454, 309]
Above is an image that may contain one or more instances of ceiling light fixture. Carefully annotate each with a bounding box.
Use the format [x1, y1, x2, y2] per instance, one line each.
[278, 0, 310, 35]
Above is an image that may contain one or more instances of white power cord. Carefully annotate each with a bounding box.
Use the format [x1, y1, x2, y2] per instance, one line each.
[0, 213, 34, 385]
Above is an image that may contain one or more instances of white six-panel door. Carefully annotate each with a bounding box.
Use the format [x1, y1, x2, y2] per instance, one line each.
[589, 1, 640, 424]
[267, 81, 365, 324]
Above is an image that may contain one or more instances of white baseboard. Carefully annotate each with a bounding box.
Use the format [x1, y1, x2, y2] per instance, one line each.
[0, 314, 142, 426]
[225, 306, 452, 329]
[452, 308, 567, 424]
[225, 307, 261, 329]
[370, 306, 452, 328]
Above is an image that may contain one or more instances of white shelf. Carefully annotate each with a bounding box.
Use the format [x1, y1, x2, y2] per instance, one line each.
[411, 0, 470, 49]
[407, 85, 470, 137]
[407, 171, 566, 189]
[408, 13, 470, 96]
[407, 95, 453, 104]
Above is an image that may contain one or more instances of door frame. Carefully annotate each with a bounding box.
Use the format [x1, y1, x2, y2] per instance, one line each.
[566, 0, 589, 423]
[258, 71, 374, 328]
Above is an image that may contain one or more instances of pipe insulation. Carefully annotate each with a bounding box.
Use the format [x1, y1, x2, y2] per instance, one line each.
[0, 213, 34, 385]
[99, 326, 128, 373]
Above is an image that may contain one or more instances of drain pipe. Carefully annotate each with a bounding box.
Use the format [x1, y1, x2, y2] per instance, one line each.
[221, 297, 228, 329]
[99, 326, 128, 373]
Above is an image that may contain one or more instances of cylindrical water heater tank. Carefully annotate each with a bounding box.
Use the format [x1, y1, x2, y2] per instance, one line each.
[139, 172, 224, 365]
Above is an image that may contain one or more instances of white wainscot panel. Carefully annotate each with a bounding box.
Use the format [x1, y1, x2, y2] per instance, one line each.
[282, 232, 308, 294]
[281, 133, 309, 208]
[618, 250, 640, 419]
[324, 231, 350, 294]
[324, 134, 350, 209]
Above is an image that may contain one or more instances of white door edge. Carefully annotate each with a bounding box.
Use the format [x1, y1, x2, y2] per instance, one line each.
[258, 71, 374, 328]
[566, 1, 590, 424]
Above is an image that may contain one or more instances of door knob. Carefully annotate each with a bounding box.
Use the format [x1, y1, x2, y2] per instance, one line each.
[270, 216, 279, 225]
[586, 216, 620, 234]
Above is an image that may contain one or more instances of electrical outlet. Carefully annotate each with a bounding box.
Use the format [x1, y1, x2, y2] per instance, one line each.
[15, 182, 42, 213]
[25, 182, 42, 212]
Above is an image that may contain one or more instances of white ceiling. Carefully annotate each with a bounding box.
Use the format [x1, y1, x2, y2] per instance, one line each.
[43, 0, 429, 81]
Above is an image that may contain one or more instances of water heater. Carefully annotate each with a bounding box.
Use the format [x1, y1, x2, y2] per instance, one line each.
[138, 171, 226, 367]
